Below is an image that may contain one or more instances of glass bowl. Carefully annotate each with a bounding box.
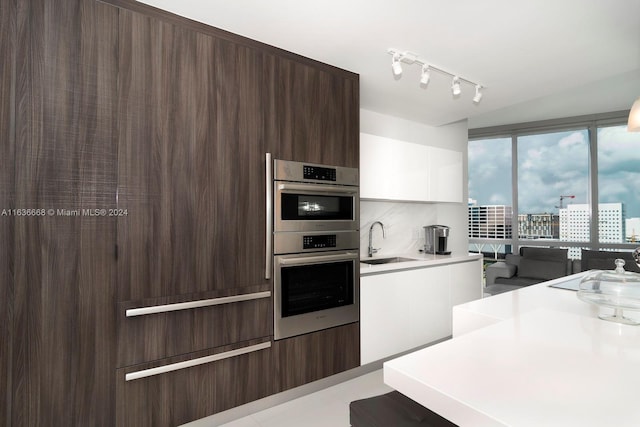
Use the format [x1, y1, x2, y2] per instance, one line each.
[577, 259, 640, 325]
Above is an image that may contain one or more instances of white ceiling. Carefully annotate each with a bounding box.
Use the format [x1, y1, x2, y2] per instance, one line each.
[140, 0, 640, 128]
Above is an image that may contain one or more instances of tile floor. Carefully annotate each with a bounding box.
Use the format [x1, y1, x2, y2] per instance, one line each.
[217, 369, 392, 427]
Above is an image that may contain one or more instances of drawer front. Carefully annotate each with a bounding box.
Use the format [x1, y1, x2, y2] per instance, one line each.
[273, 322, 360, 392]
[118, 290, 272, 367]
[116, 338, 274, 427]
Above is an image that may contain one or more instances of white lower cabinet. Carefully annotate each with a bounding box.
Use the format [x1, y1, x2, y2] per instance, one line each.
[360, 259, 482, 365]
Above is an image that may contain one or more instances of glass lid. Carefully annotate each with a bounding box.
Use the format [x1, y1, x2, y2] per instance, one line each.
[577, 258, 640, 325]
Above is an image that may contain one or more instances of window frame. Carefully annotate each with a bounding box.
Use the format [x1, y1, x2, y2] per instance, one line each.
[468, 110, 636, 257]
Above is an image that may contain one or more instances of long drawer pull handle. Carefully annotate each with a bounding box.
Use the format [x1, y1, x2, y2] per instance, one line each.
[125, 341, 271, 381]
[125, 291, 271, 317]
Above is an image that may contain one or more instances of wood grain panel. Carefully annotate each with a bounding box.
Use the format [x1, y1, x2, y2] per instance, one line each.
[0, 0, 16, 425]
[116, 338, 274, 427]
[117, 287, 272, 367]
[117, 9, 269, 302]
[265, 56, 359, 168]
[12, 0, 118, 425]
[273, 322, 360, 392]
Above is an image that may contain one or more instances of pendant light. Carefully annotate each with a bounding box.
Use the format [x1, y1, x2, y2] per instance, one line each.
[628, 97, 640, 132]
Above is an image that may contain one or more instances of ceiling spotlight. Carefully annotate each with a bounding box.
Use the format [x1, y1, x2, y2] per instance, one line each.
[420, 65, 430, 85]
[451, 76, 461, 96]
[392, 54, 403, 76]
[473, 85, 483, 103]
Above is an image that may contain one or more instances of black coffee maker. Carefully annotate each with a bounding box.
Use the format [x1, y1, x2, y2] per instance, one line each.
[423, 225, 451, 255]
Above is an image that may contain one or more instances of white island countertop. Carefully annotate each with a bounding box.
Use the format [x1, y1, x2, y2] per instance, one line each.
[384, 273, 640, 427]
[360, 252, 482, 276]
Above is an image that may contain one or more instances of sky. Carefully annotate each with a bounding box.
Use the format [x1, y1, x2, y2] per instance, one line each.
[468, 125, 640, 219]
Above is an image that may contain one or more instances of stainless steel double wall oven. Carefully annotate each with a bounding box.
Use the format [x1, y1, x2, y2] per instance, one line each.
[266, 154, 359, 340]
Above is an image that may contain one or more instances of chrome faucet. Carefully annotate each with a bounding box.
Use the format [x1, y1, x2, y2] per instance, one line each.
[368, 221, 385, 257]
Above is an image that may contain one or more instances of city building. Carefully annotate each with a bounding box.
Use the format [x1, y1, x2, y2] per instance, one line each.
[559, 203, 624, 242]
[518, 213, 559, 239]
[560, 203, 625, 257]
[468, 204, 513, 239]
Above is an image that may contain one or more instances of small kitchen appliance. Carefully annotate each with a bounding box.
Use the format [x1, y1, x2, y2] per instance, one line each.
[424, 225, 451, 255]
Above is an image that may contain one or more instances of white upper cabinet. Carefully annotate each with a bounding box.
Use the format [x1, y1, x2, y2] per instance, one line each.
[360, 133, 462, 203]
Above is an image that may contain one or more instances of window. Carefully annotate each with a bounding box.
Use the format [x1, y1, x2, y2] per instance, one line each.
[468, 137, 512, 258]
[597, 125, 640, 244]
[469, 112, 638, 259]
[517, 130, 589, 245]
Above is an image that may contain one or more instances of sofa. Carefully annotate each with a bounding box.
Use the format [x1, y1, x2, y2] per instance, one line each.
[485, 247, 640, 296]
[579, 249, 640, 273]
[484, 247, 575, 296]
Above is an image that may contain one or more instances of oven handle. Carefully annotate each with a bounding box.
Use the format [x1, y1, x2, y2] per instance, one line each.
[265, 153, 273, 279]
[278, 252, 359, 266]
[276, 182, 358, 195]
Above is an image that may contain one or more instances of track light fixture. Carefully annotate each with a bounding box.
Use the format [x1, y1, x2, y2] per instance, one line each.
[391, 53, 403, 76]
[420, 65, 430, 85]
[451, 76, 461, 96]
[473, 85, 483, 103]
[387, 48, 484, 103]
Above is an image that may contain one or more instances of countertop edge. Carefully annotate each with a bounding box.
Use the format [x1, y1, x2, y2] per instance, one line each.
[360, 253, 483, 276]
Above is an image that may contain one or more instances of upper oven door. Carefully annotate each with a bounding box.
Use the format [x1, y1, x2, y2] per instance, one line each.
[274, 182, 359, 232]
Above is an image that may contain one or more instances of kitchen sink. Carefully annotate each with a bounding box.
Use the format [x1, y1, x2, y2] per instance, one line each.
[360, 257, 418, 265]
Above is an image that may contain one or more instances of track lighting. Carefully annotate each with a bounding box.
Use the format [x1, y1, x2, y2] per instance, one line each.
[473, 85, 483, 103]
[386, 48, 484, 103]
[420, 65, 430, 85]
[391, 54, 403, 76]
[451, 76, 461, 96]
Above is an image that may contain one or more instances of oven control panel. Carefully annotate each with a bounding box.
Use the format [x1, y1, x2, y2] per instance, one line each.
[303, 165, 336, 182]
[303, 234, 337, 250]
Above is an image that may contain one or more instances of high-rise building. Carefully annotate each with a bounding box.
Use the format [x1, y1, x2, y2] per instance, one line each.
[559, 203, 625, 257]
[468, 204, 512, 239]
[518, 213, 559, 239]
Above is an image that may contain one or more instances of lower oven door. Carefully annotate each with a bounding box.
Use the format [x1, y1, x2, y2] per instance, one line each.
[274, 251, 359, 340]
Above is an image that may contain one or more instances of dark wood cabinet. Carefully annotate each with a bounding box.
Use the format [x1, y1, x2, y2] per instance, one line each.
[116, 338, 274, 427]
[1, 0, 16, 424]
[116, 287, 272, 367]
[9, 0, 119, 425]
[265, 56, 360, 167]
[116, 8, 270, 302]
[2, 0, 360, 426]
[274, 323, 361, 392]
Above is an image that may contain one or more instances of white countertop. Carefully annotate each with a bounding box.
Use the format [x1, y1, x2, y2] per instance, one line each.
[384, 274, 640, 427]
[360, 252, 482, 276]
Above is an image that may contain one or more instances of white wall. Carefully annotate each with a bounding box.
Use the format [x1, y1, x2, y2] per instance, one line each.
[360, 109, 469, 257]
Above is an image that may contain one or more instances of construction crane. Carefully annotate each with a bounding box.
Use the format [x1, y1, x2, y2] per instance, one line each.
[555, 195, 575, 209]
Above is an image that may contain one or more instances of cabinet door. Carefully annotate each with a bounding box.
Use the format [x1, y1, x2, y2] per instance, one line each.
[273, 323, 360, 391]
[264, 56, 359, 168]
[0, 0, 15, 421]
[11, 0, 119, 425]
[428, 146, 463, 203]
[450, 260, 483, 307]
[360, 133, 463, 202]
[361, 267, 450, 364]
[360, 133, 430, 200]
[116, 339, 274, 427]
[116, 10, 269, 301]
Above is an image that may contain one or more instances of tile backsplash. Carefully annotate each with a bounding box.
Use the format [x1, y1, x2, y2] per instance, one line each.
[360, 201, 438, 258]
